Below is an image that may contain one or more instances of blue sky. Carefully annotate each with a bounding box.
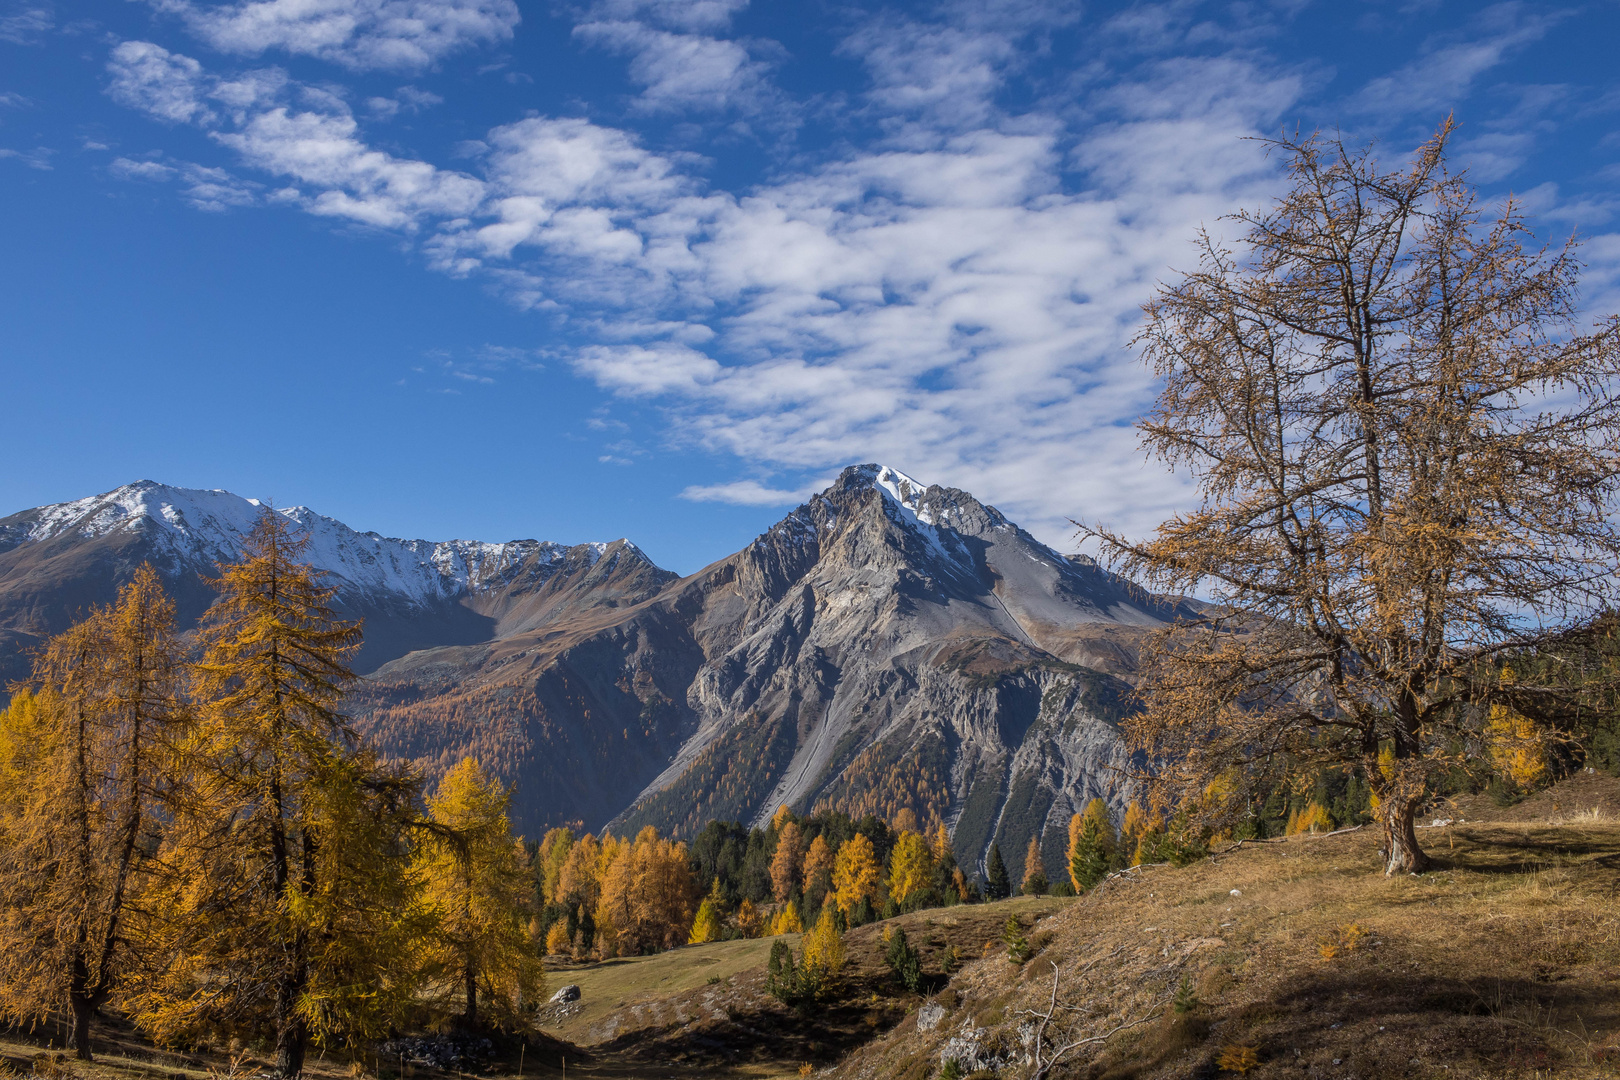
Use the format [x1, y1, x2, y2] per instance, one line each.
[2, 0, 1618, 574]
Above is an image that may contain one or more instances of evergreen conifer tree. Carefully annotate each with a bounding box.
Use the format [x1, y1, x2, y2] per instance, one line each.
[985, 842, 1010, 900]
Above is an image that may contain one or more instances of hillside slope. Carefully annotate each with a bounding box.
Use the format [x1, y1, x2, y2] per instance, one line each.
[830, 772, 1620, 1080]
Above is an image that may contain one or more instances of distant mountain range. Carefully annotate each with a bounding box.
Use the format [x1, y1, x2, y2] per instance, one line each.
[0, 467, 1195, 884]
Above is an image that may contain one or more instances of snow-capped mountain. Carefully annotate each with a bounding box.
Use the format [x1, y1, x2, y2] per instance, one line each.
[0, 481, 672, 681]
[3, 480, 606, 605]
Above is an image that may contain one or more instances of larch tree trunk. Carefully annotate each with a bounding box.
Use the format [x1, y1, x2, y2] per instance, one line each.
[1381, 798, 1429, 876]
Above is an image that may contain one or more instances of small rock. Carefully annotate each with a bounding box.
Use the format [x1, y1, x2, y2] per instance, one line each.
[1332, 1059, 1342, 1066]
[917, 1002, 946, 1032]
[1229, 889, 1242, 897]
[550, 984, 582, 1004]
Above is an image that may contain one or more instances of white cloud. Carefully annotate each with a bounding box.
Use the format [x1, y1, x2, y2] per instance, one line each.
[151, 0, 520, 71]
[0, 145, 52, 169]
[574, 20, 774, 115]
[111, 154, 262, 210]
[107, 41, 215, 125]
[110, 155, 177, 180]
[842, 16, 1017, 128]
[178, 162, 261, 210]
[215, 107, 484, 228]
[0, 92, 30, 109]
[582, 0, 748, 35]
[93, 9, 1309, 547]
[680, 479, 821, 506]
[0, 4, 51, 45]
[573, 342, 722, 396]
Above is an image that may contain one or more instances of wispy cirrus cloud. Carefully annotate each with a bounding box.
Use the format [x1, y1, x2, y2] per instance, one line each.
[107, 42, 484, 226]
[1349, 2, 1566, 119]
[0, 2, 51, 45]
[111, 154, 261, 209]
[574, 21, 777, 116]
[0, 145, 52, 169]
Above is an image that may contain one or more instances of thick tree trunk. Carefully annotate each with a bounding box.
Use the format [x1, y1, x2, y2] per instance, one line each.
[1381, 798, 1429, 876]
[274, 1005, 307, 1080]
[70, 996, 94, 1062]
[273, 947, 310, 1079]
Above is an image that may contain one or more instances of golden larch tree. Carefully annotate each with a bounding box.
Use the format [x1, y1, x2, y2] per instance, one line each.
[1087, 122, 1620, 874]
[802, 834, 835, 903]
[537, 827, 574, 906]
[831, 833, 882, 916]
[768, 900, 804, 935]
[886, 831, 934, 905]
[416, 757, 544, 1030]
[129, 511, 421, 1079]
[1020, 835, 1048, 895]
[771, 820, 803, 903]
[598, 826, 698, 954]
[799, 904, 845, 995]
[556, 832, 602, 913]
[0, 568, 188, 1061]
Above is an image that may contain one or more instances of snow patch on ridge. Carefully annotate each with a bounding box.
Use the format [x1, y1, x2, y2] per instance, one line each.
[14, 480, 598, 607]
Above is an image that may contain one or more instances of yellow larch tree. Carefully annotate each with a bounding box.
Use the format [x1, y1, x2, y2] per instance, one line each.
[767, 900, 803, 935]
[831, 833, 882, 916]
[1120, 802, 1147, 851]
[886, 831, 934, 905]
[802, 834, 835, 903]
[415, 757, 544, 1030]
[689, 877, 727, 944]
[771, 820, 803, 902]
[1020, 834, 1048, 894]
[736, 898, 765, 938]
[537, 827, 574, 905]
[599, 826, 698, 954]
[128, 511, 420, 1079]
[799, 904, 845, 996]
[556, 832, 602, 913]
[0, 567, 188, 1061]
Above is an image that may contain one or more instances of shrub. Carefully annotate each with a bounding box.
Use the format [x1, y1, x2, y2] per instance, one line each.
[1215, 1044, 1260, 1073]
[1317, 922, 1369, 962]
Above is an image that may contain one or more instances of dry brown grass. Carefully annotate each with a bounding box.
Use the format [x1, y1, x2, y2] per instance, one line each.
[832, 774, 1620, 1080]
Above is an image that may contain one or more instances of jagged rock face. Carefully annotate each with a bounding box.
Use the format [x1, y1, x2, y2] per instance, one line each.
[605, 465, 1193, 881]
[0, 468, 1190, 886]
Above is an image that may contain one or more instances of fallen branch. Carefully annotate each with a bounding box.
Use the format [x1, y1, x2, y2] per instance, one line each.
[1019, 959, 1175, 1080]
